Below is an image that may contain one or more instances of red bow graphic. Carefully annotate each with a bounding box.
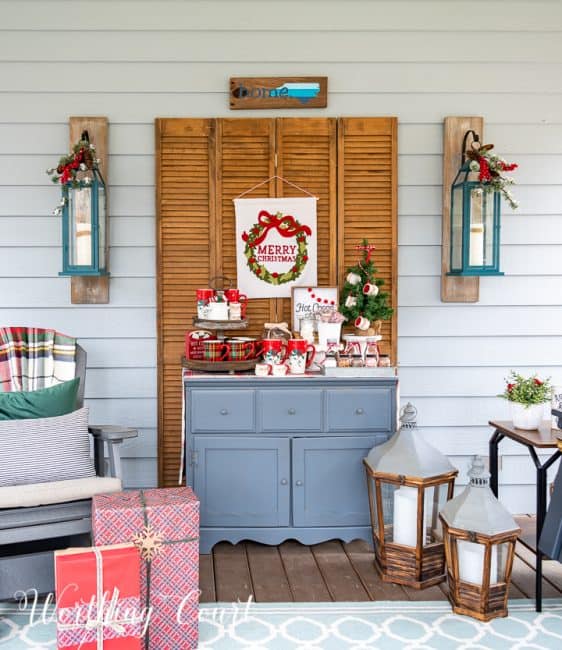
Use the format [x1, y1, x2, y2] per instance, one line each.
[243, 210, 312, 247]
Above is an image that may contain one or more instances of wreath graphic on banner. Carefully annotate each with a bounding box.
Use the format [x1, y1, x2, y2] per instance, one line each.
[241, 209, 312, 285]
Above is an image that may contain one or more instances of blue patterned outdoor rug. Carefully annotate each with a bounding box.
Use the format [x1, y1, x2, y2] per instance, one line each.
[2, 599, 562, 649]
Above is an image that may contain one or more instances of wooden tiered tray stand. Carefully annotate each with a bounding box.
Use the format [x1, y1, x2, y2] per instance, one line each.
[184, 317, 257, 373]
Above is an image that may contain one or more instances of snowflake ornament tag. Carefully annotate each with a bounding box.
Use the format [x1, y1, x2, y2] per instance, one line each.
[133, 524, 164, 561]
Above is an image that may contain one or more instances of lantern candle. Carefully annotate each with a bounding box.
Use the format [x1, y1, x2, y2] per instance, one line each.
[457, 540, 498, 585]
[393, 486, 418, 547]
[75, 188, 93, 266]
[469, 224, 484, 266]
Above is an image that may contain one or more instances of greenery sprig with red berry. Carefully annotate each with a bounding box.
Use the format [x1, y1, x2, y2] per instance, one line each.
[46, 131, 98, 190]
[466, 141, 519, 210]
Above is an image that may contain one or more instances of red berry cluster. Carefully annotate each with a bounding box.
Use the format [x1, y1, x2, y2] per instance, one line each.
[58, 148, 85, 185]
[478, 157, 491, 182]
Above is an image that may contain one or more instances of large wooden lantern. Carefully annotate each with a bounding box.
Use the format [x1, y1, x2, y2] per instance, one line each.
[440, 456, 520, 621]
[363, 403, 458, 588]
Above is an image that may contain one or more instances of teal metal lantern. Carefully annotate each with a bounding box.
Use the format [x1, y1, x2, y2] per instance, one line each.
[59, 133, 109, 277]
[448, 130, 503, 277]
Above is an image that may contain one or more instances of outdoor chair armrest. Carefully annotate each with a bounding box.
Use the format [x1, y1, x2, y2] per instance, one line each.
[89, 425, 138, 480]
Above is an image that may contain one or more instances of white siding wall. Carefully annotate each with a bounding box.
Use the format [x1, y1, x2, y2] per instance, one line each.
[1, 0, 561, 511]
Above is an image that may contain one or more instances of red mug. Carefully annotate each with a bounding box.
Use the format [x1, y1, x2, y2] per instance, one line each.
[224, 288, 247, 303]
[258, 338, 287, 365]
[227, 339, 255, 361]
[203, 340, 231, 362]
[224, 289, 248, 317]
[196, 288, 215, 301]
[286, 339, 316, 374]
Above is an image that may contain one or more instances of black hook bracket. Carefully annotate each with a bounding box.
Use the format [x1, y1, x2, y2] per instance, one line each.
[461, 129, 480, 165]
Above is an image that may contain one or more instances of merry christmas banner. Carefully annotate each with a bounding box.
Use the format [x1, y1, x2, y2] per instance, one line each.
[234, 197, 317, 298]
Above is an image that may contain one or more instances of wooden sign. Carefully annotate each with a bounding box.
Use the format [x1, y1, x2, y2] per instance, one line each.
[230, 77, 327, 110]
[291, 286, 339, 333]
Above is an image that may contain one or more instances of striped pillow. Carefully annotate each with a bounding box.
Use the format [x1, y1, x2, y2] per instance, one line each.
[0, 407, 96, 487]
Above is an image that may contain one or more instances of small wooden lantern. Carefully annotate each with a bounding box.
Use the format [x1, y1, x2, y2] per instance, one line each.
[440, 456, 520, 621]
[363, 404, 458, 588]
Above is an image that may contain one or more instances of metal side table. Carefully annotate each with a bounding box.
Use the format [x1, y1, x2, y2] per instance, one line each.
[489, 420, 562, 612]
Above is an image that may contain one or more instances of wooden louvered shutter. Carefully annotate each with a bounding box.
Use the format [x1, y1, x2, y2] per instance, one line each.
[157, 117, 398, 486]
[337, 117, 398, 363]
[275, 118, 337, 323]
[156, 118, 215, 486]
[215, 119, 276, 336]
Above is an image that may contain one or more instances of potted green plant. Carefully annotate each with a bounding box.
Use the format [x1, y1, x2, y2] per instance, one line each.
[499, 372, 552, 430]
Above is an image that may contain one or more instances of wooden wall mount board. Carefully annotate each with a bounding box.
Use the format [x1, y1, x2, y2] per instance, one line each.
[441, 116, 483, 303]
[230, 77, 328, 110]
[156, 117, 397, 487]
[68, 116, 109, 304]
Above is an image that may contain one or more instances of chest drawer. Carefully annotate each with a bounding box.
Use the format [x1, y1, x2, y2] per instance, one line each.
[326, 388, 392, 432]
[190, 389, 255, 432]
[259, 389, 323, 432]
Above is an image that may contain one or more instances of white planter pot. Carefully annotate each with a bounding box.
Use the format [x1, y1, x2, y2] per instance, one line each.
[510, 402, 545, 430]
[317, 322, 342, 347]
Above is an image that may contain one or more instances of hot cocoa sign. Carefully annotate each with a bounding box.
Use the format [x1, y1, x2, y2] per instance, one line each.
[234, 197, 317, 298]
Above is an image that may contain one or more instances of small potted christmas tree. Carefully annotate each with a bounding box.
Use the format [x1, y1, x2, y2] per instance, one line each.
[339, 240, 393, 336]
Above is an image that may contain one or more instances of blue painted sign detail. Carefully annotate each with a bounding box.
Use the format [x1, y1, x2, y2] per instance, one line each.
[272, 83, 321, 104]
[230, 77, 327, 110]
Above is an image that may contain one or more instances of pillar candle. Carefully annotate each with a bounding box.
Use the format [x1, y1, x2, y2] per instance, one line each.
[469, 225, 484, 266]
[75, 223, 92, 266]
[458, 540, 498, 585]
[74, 188, 92, 266]
[393, 486, 418, 547]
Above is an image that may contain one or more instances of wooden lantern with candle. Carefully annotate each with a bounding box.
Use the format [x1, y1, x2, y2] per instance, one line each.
[363, 403, 458, 589]
[440, 456, 520, 621]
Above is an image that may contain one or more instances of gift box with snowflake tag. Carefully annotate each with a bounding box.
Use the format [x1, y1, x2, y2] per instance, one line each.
[92, 488, 200, 649]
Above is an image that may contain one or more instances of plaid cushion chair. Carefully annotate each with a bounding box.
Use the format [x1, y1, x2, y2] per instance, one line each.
[0, 327, 137, 600]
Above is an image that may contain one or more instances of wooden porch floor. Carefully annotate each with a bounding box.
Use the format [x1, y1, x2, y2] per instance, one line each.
[199, 517, 562, 603]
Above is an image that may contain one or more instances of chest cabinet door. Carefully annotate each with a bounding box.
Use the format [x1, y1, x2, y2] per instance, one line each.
[192, 436, 291, 527]
[292, 436, 377, 527]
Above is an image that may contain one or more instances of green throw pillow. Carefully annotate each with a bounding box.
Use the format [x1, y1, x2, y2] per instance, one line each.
[0, 378, 80, 420]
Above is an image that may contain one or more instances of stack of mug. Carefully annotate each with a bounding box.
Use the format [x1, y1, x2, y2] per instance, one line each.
[196, 288, 247, 321]
[185, 331, 316, 374]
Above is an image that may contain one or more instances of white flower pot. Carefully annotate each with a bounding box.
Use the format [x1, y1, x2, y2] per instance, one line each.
[510, 402, 545, 430]
[317, 322, 342, 347]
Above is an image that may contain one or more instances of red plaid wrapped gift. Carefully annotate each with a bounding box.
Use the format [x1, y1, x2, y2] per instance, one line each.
[55, 543, 144, 650]
[92, 488, 200, 650]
